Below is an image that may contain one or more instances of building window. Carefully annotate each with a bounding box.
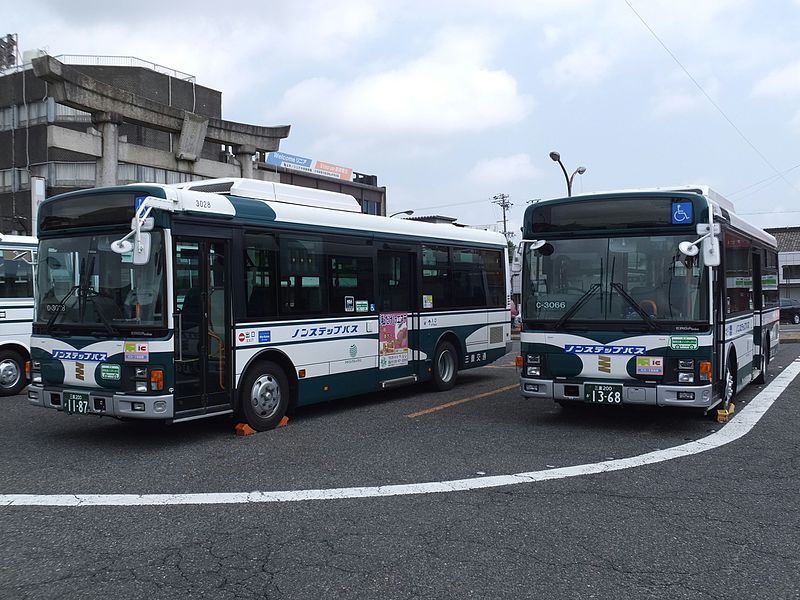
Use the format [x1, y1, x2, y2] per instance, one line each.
[782, 264, 800, 280]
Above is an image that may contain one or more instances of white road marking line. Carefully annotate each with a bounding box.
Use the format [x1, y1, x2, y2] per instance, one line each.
[4, 360, 800, 508]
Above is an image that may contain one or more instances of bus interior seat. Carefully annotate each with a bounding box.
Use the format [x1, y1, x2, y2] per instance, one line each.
[629, 287, 663, 317]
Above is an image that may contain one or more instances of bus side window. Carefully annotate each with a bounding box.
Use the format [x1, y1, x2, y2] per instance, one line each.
[279, 236, 324, 315]
[244, 233, 277, 320]
[0, 250, 34, 299]
[724, 232, 752, 315]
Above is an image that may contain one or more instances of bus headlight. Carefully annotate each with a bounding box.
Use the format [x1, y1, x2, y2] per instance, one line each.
[135, 381, 148, 393]
[527, 366, 541, 377]
[527, 354, 541, 365]
[678, 359, 694, 370]
[678, 372, 694, 384]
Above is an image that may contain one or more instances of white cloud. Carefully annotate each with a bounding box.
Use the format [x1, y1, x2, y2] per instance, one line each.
[270, 27, 532, 142]
[753, 60, 800, 97]
[791, 110, 800, 134]
[545, 44, 614, 87]
[650, 78, 719, 116]
[467, 154, 541, 186]
[542, 26, 563, 45]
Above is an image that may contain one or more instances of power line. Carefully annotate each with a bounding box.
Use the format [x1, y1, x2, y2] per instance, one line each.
[624, 0, 800, 198]
[739, 209, 800, 215]
[728, 162, 800, 198]
[411, 197, 491, 212]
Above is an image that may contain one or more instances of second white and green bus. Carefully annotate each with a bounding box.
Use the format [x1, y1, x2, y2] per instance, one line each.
[519, 186, 778, 413]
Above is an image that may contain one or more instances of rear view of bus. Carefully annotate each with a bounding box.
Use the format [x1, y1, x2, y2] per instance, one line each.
[518, 187, 778, 413]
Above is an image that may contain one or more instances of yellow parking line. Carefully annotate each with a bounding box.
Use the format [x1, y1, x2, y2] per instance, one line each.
[406, 384, 519, 419]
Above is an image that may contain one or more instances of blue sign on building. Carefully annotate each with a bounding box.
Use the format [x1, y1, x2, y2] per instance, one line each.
[671, 202, 693, 225]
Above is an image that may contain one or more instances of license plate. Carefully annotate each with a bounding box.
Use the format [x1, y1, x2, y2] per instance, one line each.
[584, 383, 623, 404]
[63, 391, 91, 414]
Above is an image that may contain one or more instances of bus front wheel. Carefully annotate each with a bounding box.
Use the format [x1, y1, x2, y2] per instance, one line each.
[432, 341, 458, 391]
[0, 349, 26, 397]
[240, 361, 290, 431]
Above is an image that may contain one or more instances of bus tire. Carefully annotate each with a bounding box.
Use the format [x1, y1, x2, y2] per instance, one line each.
[432, 341, 458, 391]
[240, 361, 290, 431]
[722, 354, 737, 410]
[754, 337, 769, 384]
[0, 349, 26, 397]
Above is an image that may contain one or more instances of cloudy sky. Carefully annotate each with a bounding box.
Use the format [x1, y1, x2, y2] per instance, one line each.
[9, 0, 800, 237]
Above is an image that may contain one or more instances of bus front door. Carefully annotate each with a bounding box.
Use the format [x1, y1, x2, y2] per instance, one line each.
[377, 250, 419, 386]
[173, 238, 231, 416]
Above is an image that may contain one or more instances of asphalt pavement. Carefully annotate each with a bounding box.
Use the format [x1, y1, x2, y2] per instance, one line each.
[1, 342, 799, 599]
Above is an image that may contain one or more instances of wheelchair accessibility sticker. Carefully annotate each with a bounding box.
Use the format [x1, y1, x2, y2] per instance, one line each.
[672, 202, 693, 224]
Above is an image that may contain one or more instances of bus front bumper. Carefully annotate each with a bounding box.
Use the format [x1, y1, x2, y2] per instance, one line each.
[27, 385, 174, 419]
[520, 378, 714, 408]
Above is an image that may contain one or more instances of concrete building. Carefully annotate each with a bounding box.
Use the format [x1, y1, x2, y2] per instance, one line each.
[0, 53, 385, 234]
[765, 226, 800, 299]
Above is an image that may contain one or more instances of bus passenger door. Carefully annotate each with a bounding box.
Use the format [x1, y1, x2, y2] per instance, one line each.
[752, 250, 764, 372]
[174, 237, 231, 415]
[377, 250, 418, 385]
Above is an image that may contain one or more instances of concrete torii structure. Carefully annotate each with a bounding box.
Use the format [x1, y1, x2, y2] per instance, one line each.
[31, 55, 290, 186]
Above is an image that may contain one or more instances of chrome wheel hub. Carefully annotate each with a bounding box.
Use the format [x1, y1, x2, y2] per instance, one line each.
[250, 374, 281, 419]
[437, 350, 454, 382]
[0, 359, 21, 389]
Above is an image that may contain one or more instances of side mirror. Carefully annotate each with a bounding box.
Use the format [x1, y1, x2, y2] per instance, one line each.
[678, 241, 699, 257]
[702, 236, 720, 267]
[520, 239, 547, 250]
[132, 233, 151, 266]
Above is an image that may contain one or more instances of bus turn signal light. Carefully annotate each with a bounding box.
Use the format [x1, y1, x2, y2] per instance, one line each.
[699, 361, 712, 382]
[515, 356, 523, 367]
[150, 369, 164, 391]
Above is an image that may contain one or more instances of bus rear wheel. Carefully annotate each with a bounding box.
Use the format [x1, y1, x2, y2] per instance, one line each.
[0, 349, 26, 397]
[755, 337, 769, 384]
[432, 341, 458, 391]
[240, 361, 290, 431]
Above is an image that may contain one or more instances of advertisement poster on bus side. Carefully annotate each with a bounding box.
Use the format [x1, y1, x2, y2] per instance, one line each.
[379, 312, 409, 369]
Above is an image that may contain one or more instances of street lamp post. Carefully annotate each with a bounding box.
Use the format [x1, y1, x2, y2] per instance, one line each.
[389, 210, 414, 218]
[549, 151, 586, 197]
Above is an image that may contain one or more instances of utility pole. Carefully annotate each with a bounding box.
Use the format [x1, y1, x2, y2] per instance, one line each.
[492, 193, 512, 240]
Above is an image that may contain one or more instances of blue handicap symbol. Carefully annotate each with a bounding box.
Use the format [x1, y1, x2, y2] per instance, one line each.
[671, 202, 693, 224]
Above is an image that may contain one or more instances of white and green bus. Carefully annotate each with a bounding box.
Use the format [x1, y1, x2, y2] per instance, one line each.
[519, 186, 778, 413]
[0, 234, 36, 397]
[28, 178, 510, 429]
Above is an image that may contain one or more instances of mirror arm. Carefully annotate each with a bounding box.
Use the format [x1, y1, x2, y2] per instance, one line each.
[679, 205, 720, 259]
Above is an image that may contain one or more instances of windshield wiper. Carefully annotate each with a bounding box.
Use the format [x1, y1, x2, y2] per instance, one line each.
[43, 285, 118, 335]
[611, 282, 661, 331]
[44, 284, 80, 331]
[82, 289, 117, 334]
[554, 283, 601, 328]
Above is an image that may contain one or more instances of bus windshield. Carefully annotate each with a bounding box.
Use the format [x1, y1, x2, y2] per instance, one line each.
[523, 234, 708, 325]
[35, 232, 166, 333]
